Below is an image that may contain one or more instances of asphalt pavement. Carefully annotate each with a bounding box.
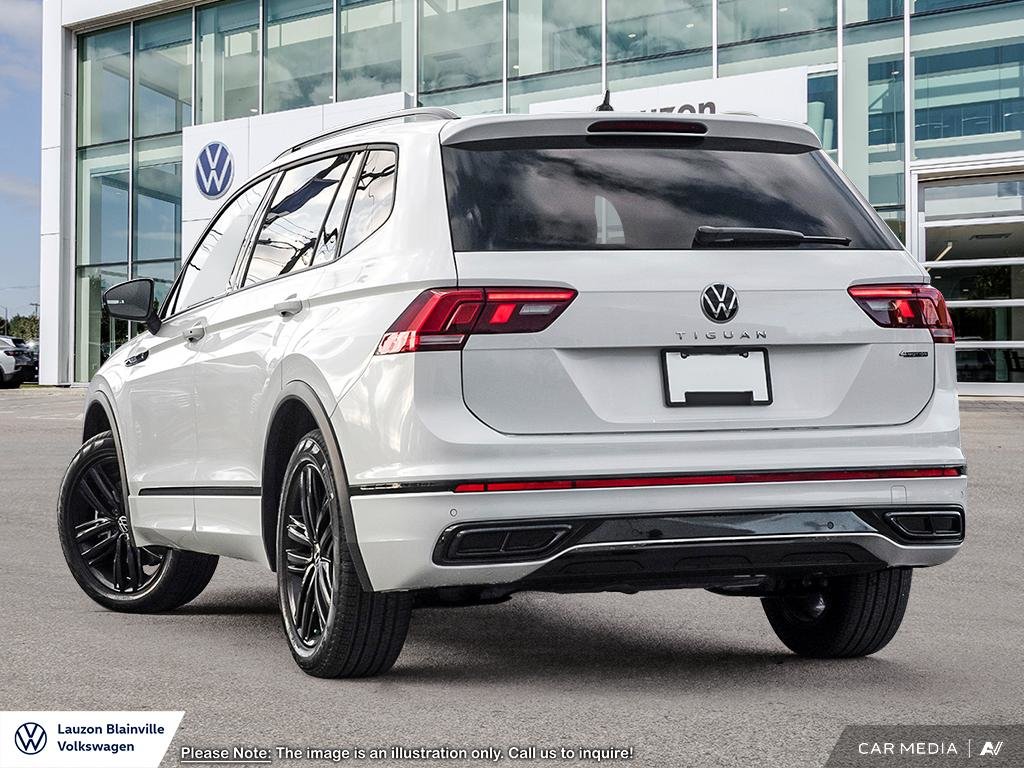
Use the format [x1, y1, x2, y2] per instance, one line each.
[1, 387, 1021, 767]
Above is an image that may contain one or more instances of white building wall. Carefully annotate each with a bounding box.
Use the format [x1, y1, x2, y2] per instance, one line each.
[38, 0, 70, 385]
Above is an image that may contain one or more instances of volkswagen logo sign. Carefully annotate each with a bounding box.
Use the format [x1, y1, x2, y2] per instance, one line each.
[14, 722, 47, 755]
[195, 141, 234, 200]
[700, 283, 739, 323]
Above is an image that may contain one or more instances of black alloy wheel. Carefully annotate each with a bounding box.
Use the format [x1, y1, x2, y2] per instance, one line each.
[276, 429, 412, 677]
[66, 447, 166, 593]
[282, 461, 335, 647]
[59, 431, 219, 612]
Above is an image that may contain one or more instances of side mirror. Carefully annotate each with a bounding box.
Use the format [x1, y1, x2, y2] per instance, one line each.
[103, 278, 162, 335]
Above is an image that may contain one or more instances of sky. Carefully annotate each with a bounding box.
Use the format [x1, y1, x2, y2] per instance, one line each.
[0, 0, 42, 319]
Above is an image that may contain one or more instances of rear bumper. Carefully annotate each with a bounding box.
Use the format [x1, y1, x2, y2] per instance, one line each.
[350, 476, 966, 592]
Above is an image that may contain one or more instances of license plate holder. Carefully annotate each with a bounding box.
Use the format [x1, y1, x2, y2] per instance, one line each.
[662, 348, 772, 407]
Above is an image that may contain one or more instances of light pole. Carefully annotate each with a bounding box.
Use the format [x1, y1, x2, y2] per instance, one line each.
[0, 305, 7, 335]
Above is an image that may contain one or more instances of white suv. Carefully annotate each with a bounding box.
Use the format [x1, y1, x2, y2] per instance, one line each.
[59, 110, 966, 678]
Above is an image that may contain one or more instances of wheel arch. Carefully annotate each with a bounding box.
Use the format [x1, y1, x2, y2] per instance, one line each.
[261, 381, 371, 590]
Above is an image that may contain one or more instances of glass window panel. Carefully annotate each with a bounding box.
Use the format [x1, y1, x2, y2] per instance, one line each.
[341, 149, 397, 255]
[245, 155, 351, 286]
[134, 135, 183, 265]
[197, 0, 260, 123]
[509, 0, 600, 76]
[316, 150, 364, 262]
[931, 264, 1021, 302]
[718, 0, 837, 76]
[509, 68, 602, 114]
[911, 3, 1024, 160]
[338, 0, 406, 101]
[923, 176, 1024, 222]
[443, 142, 897, 251]
[842, 16, 905, 208]
[950, 307, 1024, 343]
[134, 11, 193, 138]
[955, 347, 1024, 384]
[877, 206, 906, 243]
[133, 259, 180, 312]
[77, 26, 130, 146]
[607, 0, 712, 90]
[172, 178, 273, 313]
[419, 82, 503, 114]
[847, 0, 903, 24]
[508, 0, 601, 112]
[77, 143, 130, 266]
[915, 0, 990, 11]
[418, 0, 502, 96]
[264, 0, 334, 113]
[808, 73, 838, 153]
[75, 263, 130, 382]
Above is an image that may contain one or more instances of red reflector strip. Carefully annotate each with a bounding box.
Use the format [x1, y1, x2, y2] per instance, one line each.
[453, 467, 962, 493]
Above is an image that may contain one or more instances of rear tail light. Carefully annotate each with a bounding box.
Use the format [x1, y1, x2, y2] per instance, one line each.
[377, 287, 577, 355]
[848, 284, 955, 343]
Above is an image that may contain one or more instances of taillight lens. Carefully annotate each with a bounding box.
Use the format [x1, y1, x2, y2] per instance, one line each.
[377, 287, 577, 355]
[848, 284, 955, 344]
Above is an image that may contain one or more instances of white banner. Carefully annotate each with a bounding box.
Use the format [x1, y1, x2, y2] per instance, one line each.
[530, 67, 809, 125]
[0, 712, 182, 768]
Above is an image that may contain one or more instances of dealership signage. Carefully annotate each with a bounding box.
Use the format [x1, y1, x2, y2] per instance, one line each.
[530, 67, 809, 125]
[195, 142, 234, 200]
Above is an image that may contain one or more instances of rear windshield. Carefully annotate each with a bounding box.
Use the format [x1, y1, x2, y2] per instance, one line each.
[442, 138, 898, 251]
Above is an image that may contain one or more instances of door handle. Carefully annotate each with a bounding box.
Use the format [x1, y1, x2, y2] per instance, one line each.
[274, 298, 303, 318]
[183, 323, 206, 343]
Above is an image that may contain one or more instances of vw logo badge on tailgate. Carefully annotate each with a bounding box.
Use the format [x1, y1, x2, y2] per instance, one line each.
[700, 283, 739, 323]
[195, 141, 234, 200]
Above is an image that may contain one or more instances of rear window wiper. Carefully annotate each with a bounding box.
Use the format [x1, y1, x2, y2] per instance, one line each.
[693, 226, 851, 248]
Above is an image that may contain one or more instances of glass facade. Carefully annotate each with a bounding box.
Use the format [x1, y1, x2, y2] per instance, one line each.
[70, 0, 1024, 382]
[264, 0, 335, 113]
[196, 0, 261, 123]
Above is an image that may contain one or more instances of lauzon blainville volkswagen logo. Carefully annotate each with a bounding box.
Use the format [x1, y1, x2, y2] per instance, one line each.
[195, 141, 234, 200]
[701, 283, 739, 323]
[14, 722, 47, 755]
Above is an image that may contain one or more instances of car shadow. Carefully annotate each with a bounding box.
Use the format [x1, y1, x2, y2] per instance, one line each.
[392, 594, 922, 692]
[171, 587, 924, 692]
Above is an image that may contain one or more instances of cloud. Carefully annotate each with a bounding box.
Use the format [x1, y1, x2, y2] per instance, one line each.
[0, 173, 40, 208]
[0, 0, 41, 106]
[0, 0, 42, 48]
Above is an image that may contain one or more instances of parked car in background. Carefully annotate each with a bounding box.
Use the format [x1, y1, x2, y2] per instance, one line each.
[0, 336, 33, 388]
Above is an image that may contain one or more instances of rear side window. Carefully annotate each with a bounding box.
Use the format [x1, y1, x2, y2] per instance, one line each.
[442, 139, 897, 251]
[171, 177, 273, 313]
[244, 153, 353, 287]
[340, 149, 397, 256]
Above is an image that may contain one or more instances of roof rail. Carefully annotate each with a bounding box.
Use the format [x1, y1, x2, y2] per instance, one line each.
[279, 107, 460, 158]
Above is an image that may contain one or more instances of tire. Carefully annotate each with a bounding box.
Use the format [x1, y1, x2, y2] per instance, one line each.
[276, 429, 412, 678]
[58, 431, 219, 612]
[762, 567, 913, 658]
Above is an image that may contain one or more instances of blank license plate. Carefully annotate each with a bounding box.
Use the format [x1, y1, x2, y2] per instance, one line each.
[663, 349, 772, 406]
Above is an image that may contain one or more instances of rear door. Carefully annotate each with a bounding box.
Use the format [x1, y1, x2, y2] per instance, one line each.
[191, 150, 363, 560]
[442, 122, 937, 435]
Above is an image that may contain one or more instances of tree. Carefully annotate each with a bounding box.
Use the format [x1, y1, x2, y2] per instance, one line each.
[2, 315, 40, 340]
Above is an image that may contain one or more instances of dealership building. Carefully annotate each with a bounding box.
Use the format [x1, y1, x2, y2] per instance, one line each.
[38, 0, 1024, 391]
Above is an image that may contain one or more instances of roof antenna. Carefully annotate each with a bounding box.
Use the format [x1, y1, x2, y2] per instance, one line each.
[595, 90, 614, 112]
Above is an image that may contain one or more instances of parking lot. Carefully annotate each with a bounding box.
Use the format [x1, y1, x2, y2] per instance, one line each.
[1, 387, 1022, 767]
